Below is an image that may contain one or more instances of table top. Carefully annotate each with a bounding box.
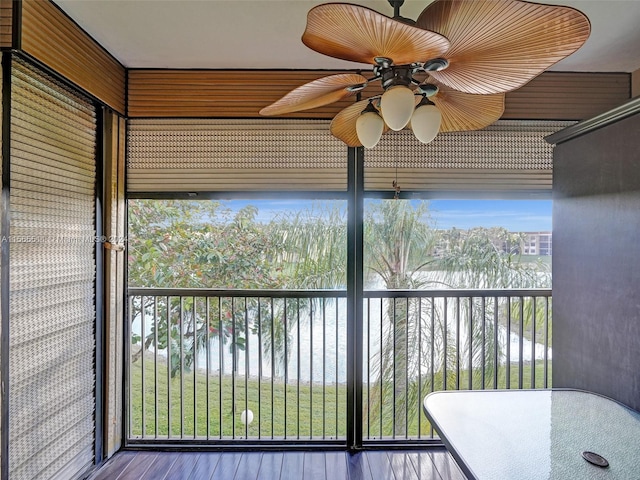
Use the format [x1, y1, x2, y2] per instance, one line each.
[423, 389, 640, 480]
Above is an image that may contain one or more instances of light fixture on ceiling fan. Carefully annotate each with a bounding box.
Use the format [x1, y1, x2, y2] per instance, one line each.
[260, 0, 590, 148]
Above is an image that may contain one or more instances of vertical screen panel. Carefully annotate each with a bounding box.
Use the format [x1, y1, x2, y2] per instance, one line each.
[9, 58, 96, 480]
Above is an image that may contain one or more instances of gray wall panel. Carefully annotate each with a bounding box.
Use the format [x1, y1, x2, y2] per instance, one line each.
[553, 112, 640, 411]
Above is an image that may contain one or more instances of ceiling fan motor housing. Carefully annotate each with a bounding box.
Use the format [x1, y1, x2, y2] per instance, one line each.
[380, 66, 414, 90]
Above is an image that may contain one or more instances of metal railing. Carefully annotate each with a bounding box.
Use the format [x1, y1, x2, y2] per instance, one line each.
[127, 288, 348, 445]
[126, 288, 551, 445]
[362, 289, 552, 442]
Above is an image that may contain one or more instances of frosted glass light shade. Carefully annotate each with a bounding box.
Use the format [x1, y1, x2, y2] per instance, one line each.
[380, 85, 415, 131]
[411, 103, 442, 144]
[356, 110, 384, 148]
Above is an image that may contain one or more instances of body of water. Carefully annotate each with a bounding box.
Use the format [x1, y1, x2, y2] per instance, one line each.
[133, 293, 551, 384]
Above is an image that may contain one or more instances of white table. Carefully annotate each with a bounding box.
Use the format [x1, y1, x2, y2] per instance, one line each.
[423, 389, 640, 480]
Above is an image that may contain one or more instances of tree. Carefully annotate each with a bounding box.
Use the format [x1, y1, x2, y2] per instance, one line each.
[363, 200, 438, 434]
[128, 199, 285, 376]
[128, 199, 348, 378]
[362, 201, 550, 436]
[128, 198, 551, 437]
[128, 200, 283, 289]
[256, 202, 347, 376]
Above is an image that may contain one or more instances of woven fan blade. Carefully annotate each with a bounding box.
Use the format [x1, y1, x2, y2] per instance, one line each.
[431, 81, 505, 132]
[260, 74, 368, 116]
[303, 3, 449, 66]
[330, 99, 389, 147]
[416, 0, 590, 94]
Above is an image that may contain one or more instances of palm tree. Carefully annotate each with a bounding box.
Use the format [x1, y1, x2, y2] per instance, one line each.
[265, 199, 549, 437]
[362, 202, 550, 437]
[259, 201, 348, 375]
[363, 200, 438, 435]
[128, 198, 550, 437]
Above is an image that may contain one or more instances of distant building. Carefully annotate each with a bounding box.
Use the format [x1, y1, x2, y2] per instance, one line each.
[433, 229, 552, 257]
[520, 231, 552, 256]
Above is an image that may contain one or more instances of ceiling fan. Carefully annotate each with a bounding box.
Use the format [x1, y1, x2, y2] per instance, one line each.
[259, 0, 590, 148]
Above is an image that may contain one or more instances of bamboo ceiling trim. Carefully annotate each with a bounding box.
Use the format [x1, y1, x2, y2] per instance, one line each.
[0, 0, 12, 48]
[128, 70, 630, 120]
[503, 72, 630, 120]
[21, 0, 125, 114]
[128, 70, 360, 118]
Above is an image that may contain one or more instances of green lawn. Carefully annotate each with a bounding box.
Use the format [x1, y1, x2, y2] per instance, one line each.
[130, 357, 347, 439]
[362, 360, 551, 438]
[130, 356, 550, 440]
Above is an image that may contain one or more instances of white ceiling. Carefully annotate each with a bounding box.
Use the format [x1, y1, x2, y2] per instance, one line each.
[53, 0, 640, 73]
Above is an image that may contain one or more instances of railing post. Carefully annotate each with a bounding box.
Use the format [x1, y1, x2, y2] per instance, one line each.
[346, 146, 364, 451]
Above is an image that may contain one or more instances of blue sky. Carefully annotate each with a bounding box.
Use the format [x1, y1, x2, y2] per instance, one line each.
[219, 198, 552, 232]
[428, 199, 551, 231]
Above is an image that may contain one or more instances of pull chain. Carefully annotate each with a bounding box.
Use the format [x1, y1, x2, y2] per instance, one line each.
[393, 160, 401, 200]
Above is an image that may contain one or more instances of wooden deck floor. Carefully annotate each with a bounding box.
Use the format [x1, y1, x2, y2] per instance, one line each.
[88, 449, 467, 480]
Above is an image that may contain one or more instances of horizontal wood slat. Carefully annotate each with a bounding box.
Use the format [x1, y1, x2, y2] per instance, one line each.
[21, 0, 125, 113]
[128, 70, 630, 121]
[128, 70, 360, 118]
[0, 0, 12, 47]
[503, 72, 630, 120]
